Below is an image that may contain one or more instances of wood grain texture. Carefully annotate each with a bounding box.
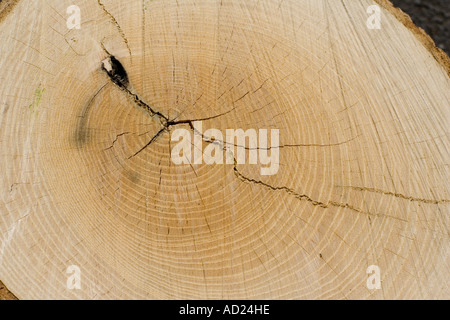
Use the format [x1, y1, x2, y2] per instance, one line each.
[374, 0, 450, 76]
[0, 0, 448, 299]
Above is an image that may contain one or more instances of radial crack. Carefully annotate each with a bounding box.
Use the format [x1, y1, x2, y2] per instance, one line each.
[232, 162, 410, 223]
[337, 186, 450, 205]
[101, 55, 169, 123]
[233, 164, 328, 209]
[99, 56, 358, 160]
[104, 132, 131, 151]
[128, 127, 167, 159]
[97, 0, 132, 57]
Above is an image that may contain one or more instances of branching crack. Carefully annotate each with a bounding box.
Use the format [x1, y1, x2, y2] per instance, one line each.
[128, 127, 167, 159]
[104, 132, 131, 151]
[232, 164, 445, 222]
[98, 55, 445, 217]
[100, 55, 359, 159]
[233, 167, 410, 222]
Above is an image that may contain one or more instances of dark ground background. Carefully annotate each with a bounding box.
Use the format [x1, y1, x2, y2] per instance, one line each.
[393, 0, 450, 55]
[0, 0, 448, 301]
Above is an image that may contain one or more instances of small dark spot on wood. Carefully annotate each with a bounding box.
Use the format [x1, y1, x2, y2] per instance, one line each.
[74, 125, 91, 148]
[124, 169, 140, 184]
[319, 254, 323, 259]
[2, 102, 9, 114]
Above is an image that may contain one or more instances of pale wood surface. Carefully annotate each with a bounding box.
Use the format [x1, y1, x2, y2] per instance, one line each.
[0, 0, 448, 299]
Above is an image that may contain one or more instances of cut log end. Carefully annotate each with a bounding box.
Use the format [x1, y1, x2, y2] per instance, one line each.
[0, 0, 449, 300]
